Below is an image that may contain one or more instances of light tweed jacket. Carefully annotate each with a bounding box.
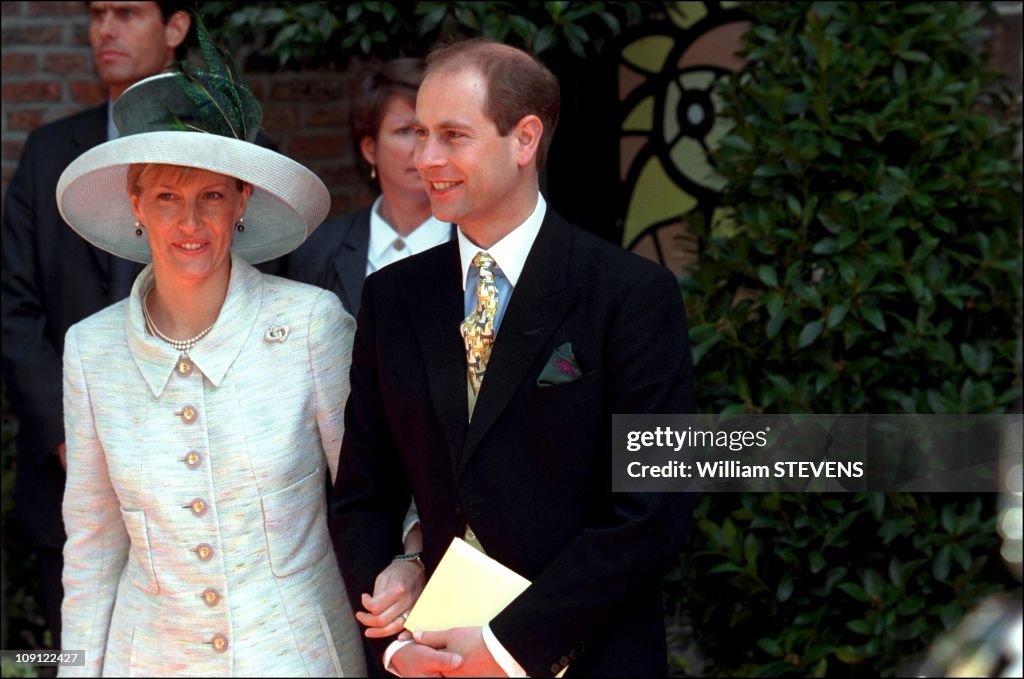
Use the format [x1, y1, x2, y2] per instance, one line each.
[60, 254, 365, 677]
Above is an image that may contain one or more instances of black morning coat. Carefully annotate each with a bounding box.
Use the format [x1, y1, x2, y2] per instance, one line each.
[330, 207, 696, 677]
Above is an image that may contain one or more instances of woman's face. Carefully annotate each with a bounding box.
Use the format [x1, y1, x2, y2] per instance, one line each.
[130, 165, 251, 285]
[361, 94, 427, 204]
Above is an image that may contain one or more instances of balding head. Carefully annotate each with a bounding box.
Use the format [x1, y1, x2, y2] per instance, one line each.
[424, 39, 560, 169]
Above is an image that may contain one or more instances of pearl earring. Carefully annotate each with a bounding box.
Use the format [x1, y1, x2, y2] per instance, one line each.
[370, 165, 376, 180]
[135, 222, 144, 237]
[236, 218, 245, 232]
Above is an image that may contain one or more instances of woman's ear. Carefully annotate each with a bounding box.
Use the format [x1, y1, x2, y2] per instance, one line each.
[359, 136, 377, 167]
[237, 183, 254, 220]
[130, 193, 143, 223]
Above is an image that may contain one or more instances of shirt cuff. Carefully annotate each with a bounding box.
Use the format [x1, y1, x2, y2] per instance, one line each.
[483, 624, 527, 677]
[384, 639, 413, 677]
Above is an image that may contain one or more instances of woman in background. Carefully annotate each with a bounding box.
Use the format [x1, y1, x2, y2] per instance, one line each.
[287, 57, 452, 316]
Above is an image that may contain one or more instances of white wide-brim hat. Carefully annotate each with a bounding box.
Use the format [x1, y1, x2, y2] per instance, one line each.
[56, 73, 329, 264]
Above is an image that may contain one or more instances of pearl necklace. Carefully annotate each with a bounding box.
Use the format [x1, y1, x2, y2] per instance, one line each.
[142, 289, 214, 377]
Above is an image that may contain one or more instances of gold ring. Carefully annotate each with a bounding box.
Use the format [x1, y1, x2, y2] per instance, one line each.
[400, 612, 409, 621]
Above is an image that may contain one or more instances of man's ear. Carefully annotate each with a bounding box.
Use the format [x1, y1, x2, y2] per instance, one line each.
[513, 115, 543, 168]
[164, 11, 191, 53]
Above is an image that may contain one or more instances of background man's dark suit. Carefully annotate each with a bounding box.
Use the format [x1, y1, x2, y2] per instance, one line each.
[3, 105, 114, 591]
[331, 207, 695, 677]
[1, 103, 283, 646]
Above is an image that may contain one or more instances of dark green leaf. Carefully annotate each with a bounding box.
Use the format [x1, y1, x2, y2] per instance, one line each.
[533, 25, 557, 55]
[798, 320, 824, 348]
[897, 50, 930, 63]
[758, 637, 783, 656]
[758, 265, 779, 288]
[418, 4, 447, 33]
[777, 573, 794, 602]
[862, 307, 886, 331]
[932, 544, 952, 581]
[838, 582, 869, 601]
[846, 619, 872, 635]
[827, 300, 851, 328]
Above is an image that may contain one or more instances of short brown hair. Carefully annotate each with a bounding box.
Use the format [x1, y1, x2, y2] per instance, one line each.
[350, 57, 424, 174]
[87, 2, 192, 61]
[127, 163, 247, 196]
[424, 39, 560, 169]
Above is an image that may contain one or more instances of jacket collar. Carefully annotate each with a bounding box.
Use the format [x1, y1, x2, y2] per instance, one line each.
[127, 252, 263, 397]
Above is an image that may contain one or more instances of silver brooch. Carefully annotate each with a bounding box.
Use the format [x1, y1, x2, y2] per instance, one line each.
[265, 324, 289, 343]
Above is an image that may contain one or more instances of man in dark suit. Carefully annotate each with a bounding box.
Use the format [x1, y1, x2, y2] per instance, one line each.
[331, 39, 695, 677]
[2, 2, 193, 648]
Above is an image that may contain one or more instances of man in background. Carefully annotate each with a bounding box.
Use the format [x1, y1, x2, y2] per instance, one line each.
[2, 1, 191, 648]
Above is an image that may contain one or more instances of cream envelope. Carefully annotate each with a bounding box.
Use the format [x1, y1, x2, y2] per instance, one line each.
[404, 537, 530, 631]
[404, 538, 568, 676]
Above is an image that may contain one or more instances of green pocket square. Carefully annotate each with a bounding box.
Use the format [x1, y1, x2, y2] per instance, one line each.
[537, 342, 583, 387]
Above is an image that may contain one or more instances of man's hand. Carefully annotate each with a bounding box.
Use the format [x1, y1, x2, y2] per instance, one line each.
[390, 638, 464, 677]
[357, 559, 426, 638]
[413, 627, 507, 677]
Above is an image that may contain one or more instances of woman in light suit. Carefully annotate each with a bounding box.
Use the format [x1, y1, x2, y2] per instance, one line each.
[55, 42, 422, 677]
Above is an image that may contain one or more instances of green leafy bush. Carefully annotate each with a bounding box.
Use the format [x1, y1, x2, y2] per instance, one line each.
[666, 493, 1014, 677]
[202, 1, 643, 66]
[684, 1, 1021, 415]
[668, 2, 1021, 676]
[1, 383, 47, 678]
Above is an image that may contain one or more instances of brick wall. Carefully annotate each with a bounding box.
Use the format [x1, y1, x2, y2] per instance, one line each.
[2, 1, 1022, 217]
[0, 1, 372, 217]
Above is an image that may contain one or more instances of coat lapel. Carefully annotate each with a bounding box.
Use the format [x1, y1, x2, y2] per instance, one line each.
[332, 210, 371, 315]
[405, 242, 470, 468]
[459, 212, 577, 475]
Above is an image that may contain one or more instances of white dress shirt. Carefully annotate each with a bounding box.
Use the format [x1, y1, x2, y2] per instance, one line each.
[366, 195, 451, 276]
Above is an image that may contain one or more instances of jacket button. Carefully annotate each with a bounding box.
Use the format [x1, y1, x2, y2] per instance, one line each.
[183, 451, 202, 469]
[176, 405, 198, 423]
[186, 498, 207, 516]
[209, 634, 228, 653]
[560, 655, 570, 666]
[195, 544, 213, 561]
[550, 663, 561, 674]
[201, 588, 220, 607]
[176, 356, 194, 377]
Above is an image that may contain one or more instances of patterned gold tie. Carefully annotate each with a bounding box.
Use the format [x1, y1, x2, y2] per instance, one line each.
[461, 252, 499, 397]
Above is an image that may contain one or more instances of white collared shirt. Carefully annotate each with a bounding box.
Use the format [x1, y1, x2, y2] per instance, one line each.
[457, 192, 547, 293]
[367, 196, 451, 276]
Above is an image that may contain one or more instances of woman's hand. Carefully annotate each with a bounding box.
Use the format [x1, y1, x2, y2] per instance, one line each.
[356, 558, 426, 638]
